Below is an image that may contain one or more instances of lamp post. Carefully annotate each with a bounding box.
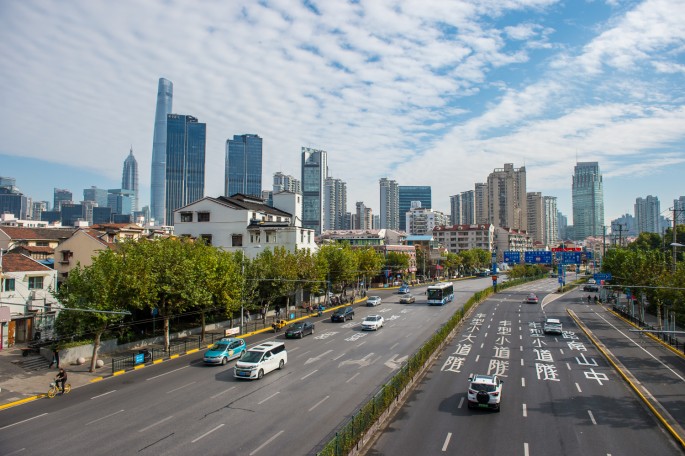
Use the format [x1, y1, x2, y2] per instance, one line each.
[671, 243, 684, 273]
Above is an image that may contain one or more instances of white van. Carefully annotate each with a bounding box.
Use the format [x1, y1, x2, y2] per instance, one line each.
[234, 342, 287, 380]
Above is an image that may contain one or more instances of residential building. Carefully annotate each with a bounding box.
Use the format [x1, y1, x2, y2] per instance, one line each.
[150, 77, 173, 226]
[572, 162, 605, 240]
[165, 114, 206, 226]
[324, 177, 347, 230]
[301, 147, 328, 235]
[399, 186, 431, 231]
[610, 214, 637, 237]
[674, 196, 685, 225]
[494, 226, 534, 261]
[474, 183, 489, 224]
[406, 202, 448, 235]
[225, 134, 263, 197]
[273, 172, 301, 194]
[318, 229, 406, 247]
[0, 213, 50, 229]
[526, 192, 545, 245]
[0, 226, 75, 255]
[450, 194, 462, 225]
[635, 195, 660, 234]
[432, 224, 495, 255]
[31, 201, 49, 220]
[83, 186, 109, 208]
[487, 163, 527, 231]
[53, 188, 72, 211]
[461, 190, 475, 225]
[373, 215, 380, 230]
[543, 196, 558, 248]
[355, 202, 373, 230]
[122, 147, 139, 211]
[379, 178, 399, 230]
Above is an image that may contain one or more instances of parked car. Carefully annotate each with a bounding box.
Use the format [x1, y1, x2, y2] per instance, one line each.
[367, 296, 382, 306]
[331, 306, 355, 322]
[467, 374, 503, 412]
[234, 342, 287, 380]
[285, 321, 314, 339]
[361, 315, 384, 331]
[203, 338, 246, 365]
[543, 318, 563, 335]
[526, 293, 539, 304]
[399, 294, 416, 304]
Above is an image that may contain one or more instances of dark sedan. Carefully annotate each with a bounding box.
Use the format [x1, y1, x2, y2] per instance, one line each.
[285, 321, 315, 339]
[331, 306, 354, 322]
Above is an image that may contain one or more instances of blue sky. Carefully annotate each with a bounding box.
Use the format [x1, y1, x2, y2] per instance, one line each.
[1, 0, 684, 227]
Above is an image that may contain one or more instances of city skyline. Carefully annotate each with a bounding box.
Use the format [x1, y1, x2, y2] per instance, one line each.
[1, 1, 684, 225]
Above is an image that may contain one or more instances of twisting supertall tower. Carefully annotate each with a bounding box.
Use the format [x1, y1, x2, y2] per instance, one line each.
[150, 78, 173, 225]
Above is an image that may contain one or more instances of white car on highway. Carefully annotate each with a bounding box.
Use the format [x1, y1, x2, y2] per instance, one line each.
[467, 374, 503, 412]
[361, 315, 384, 331]
[367, 296, 382, 306]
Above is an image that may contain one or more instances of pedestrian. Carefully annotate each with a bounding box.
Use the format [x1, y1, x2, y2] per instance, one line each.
[275, 305, 281, 318]
[244, 310, 250, 322]
[48, 343, 60, 369]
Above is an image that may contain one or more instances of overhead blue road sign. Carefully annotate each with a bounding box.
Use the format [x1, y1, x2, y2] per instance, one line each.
[524, 251, 552, 264]
[503, 251, 521, 264]
[594, 272, 612, 281]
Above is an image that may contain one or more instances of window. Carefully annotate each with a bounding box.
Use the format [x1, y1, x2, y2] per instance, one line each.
[199, 234, 212, 245]
[36, 241, 49, 247]
[4, 278, 15, 291]
[232, 234, 243, 247]
[180, 212, 193, 222]
[197, 212, 210, 222]
[28, 276, 44, 290]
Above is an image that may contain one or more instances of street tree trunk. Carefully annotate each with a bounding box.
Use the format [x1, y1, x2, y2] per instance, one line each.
[89, 331, 102, 373]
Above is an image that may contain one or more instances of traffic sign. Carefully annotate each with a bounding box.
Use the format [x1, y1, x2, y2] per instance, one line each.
[524, 251, 552, 264]
[503, 251, 521, 264]
[594, 272, 612, 281]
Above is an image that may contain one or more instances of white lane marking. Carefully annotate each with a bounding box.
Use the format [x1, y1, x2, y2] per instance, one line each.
[560, 349, 564, 355]
[289, 346, 301, 352]
[146, 365, 189, 381]
[524, 442, 529, 456]
[86, 409, 125, 426]
[192, 423, 224, 443]
[249, 430, 284, 455]
[567, 362, 572, 370]
[595, 311, 685, 382]
[458, 397, 464, 408]
[167, 381, 196, 394]
[308, 395, 330, 412]
[258, 392, 280, 405]
[357, 341, 366, 347]
[475, 355, 480, 362]
[520, 346, 523, 351]
[484, 333, 488, 338]
[91, 390, 116, 399]
[576, 383, 582, 393]
[442, 432, 452, 452]
[390, 342, 399, 350]
[487, 324, 491, 329]
[138, 415, 174, 433]
[0, 413, 48, 430]
[5, 449, 26, 455]
[333, 352, 346, 361]
[521, 377, 526, 387]
[480, 342, 484, 349]
[522, 403, 527, 417]
[301, 370, 318, 381]
[210, 386, 236, 399]
[519, 334, 523, 340]
[588, 410, 597, 425]
[346, 372, 360, 383]
[295, 350, 311, 359]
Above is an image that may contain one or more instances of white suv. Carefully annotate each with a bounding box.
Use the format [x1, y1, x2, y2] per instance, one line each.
[467, 374, 503, 412]
[234, 342, 287, 380]
[543, 318, 563, 335]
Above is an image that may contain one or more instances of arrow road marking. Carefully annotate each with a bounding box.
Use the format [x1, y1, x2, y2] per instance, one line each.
[305, 349, 334, 365]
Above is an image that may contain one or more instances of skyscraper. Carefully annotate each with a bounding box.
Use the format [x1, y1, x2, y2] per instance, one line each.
[674, 196, 685, 225]
[474, 183, 489, 224]
[150, 78, 173, 225]
[324, 177, 347, 230]
[225, 134, 263, 197]
[526, 192, 544, 245]
[165, 114, 206, 226]
[54, 188, 73, 211]
[301, 147, 328, 234]
[273, 172, 301, 194]
[572, 162, 604, 240]
[122, 147, 139, 211]
[379, 178, 399, 230]
[461, 190, 476, 225]
[543, 196, 558, 248]
[487, 163, 527, 230]
[83, 186, 109, 208]
[635, 195, 660, 234]
[449, 194, 462, 225]
[398, 186, 431, 231]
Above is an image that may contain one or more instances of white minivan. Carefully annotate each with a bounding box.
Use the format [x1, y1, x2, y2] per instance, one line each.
[234, 342, 287, 380]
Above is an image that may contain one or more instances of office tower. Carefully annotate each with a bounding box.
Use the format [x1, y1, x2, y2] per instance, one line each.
[83, 186, 109, 208]
[0, 177, 16, 188]
[225, 134, 263, 197]
[487, 163, 527, 230]
[165, 114, 206, 226]
[674, 196, 685, 225]
[60, 203, 84, 226]
[31, 201, 49, 220]
[122, 147, 139, 211]
[526, 192, 544, 245]
[324, 177, 347, 230]
[572, 162, 604, 240]
[108, 189, 135, 215]
[398, 186, 431, 231]
[53, 188, 73, 211]
[450, 194, 462, 225]
[379, 178, 399, 230]
[373, 214, 380, 229]
[557, 211, 568, 241]
[82, 200, 97, 224]
[543, 196, 558, 248]
[150, 77, 173, 225]
[634, 195, 660, 234]
[0, 186, 28, 219]
[474, 183, 489, 224]
[301, 147, 328, 235]
[273, 172, 301, 194]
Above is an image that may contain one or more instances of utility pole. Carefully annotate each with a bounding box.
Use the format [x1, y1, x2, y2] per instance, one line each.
[673, 206, 678, 273]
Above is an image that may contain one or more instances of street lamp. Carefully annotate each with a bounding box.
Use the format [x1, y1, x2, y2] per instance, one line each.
[671, 242, 684, 273]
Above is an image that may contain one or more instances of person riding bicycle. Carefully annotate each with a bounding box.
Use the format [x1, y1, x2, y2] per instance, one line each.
[55, 368, 67, 394]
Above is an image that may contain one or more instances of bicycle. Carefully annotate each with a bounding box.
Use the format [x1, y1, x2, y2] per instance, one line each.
[47, 381, 71, 398]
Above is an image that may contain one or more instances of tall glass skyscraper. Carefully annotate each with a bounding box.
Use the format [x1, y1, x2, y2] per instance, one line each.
[225, 134, 263, 197]
[398, 186, 431, 231]
[54, 188, 73, 211]
[165, 114, 206, 226]
[122, 147, 139, 211]
[151, 78, 173, 225]
[572, 162, 604, 240]
[301, 147, 328, 235]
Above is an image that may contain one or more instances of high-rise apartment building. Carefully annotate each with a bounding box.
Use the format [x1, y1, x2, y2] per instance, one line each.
[543, 196, 558, 248]
[165, 114, 206, 226]
[406, 202, 448, 235]
[54, 188, 73, 211]
[572, 162, 604, 240]
[150, 77, 173, 225]
[450, 194, 462, 225]
[354, 202, 373, 230]
[487, 163, 527, 230]
[225, 134, 263, 197]
[635, 195, 660, 234]
[461, 190, 476, 225]
[611, 214, 637, 237]
[379, 178, 399, 230]
[273, 172, 301, 194]
[674, 196, 685, 225]
[301, 147, 328, 235]
[526, 192, 544, 245]
[474, 183, 489, 224]
[398, 186, 431, 231]
[324, 177, 347, 230]
[557, 211, 568, 241]
[122, 147, 139, 211]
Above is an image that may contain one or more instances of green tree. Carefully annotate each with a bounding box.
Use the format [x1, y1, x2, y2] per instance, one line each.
[385, 251, 410, 280]
[355, 248, 385, 288]
[319, 244, 359, 294]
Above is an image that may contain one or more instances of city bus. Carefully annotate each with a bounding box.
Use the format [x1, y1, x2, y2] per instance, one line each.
[427, 282, 454, 305]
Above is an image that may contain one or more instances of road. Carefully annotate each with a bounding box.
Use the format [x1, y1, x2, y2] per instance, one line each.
[369, 279, 683, 456]
[0, 278, 492, 456]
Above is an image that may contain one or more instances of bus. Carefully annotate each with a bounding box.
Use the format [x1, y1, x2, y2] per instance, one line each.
[427, 282, 454, 306]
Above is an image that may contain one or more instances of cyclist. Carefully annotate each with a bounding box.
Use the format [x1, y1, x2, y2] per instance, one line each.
[55, 368, 68, 394]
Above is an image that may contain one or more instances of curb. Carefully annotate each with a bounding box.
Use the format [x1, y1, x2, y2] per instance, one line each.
[605, 306, 685, 360]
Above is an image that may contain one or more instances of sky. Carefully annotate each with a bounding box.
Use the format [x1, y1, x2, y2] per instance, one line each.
[1, 0, 684, 227]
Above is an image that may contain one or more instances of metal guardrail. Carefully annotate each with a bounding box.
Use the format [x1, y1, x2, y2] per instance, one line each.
[613, 306, 684, 354]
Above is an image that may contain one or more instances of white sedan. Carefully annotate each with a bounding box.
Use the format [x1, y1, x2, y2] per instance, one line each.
[367, 296, 382, 306]
[361, 315, 384, 331]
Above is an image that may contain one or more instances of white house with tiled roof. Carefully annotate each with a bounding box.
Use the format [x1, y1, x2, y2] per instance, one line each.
[0, 253, 59, 347]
